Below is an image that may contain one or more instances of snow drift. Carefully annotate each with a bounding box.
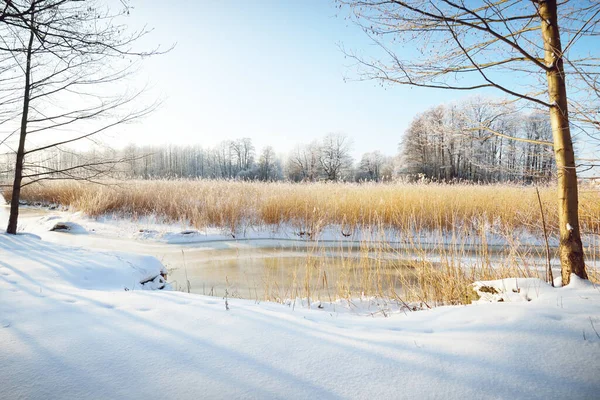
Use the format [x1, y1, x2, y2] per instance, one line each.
[1, 233, 599, 399]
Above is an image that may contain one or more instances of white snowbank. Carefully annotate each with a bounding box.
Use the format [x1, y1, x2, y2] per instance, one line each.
[43, 218, 88, 234]
[0, 233, 167, 291]
[473, 275, 599, 303]
[474, 277, 549, 302]
[1, 233, 599, 399]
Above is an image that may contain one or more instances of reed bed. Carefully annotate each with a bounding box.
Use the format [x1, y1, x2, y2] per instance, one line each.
[7, 179, 600, 235]
[7, 179, 599, 306]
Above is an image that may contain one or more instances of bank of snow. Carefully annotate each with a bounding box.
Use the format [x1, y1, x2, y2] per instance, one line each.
[1, 232, 599, 399]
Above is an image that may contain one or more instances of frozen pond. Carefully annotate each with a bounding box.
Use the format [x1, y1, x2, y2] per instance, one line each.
[8, 206, 574, 299]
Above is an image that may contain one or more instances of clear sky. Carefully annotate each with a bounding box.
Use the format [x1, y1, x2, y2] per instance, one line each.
[114, 0, 476, 158]
[98, 0, 598, 165]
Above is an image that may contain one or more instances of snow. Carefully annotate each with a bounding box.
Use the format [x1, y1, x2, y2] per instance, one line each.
[9, 204, 569, 248]
[1, 228, 600, 399]
[0, 232, 168, 292]
[41, 216, 88, 234]
[473, 278, 548, 302]
[11, 206, 580, 262]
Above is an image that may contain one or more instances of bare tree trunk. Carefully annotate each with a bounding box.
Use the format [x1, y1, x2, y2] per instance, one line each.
[6, 9, 34, 235]
[538, 0, 587, 284]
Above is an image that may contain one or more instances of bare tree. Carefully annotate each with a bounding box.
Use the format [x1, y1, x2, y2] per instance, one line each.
[233, 138, 255, 173]
[0, 0, 165, 234]
[287, 141, 321, 182]
[357, 151, 388, 181]
[257, 146, 280, 181]
[340, 0, 599, 284]
[398, 99, 556, 182]
[319, 133, 353, 181]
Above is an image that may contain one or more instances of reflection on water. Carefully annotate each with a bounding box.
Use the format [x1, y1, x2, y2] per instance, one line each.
[167, 247, 419, 300]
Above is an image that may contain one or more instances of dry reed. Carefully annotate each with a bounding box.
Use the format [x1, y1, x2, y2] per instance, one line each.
[7, 179, 600, 235]
[6, 179, 599, 306]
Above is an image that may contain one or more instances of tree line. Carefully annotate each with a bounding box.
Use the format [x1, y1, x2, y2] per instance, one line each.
[400, 98, 556, 183]
[1, 98, 565, 184]
[1, 132, 395, 183]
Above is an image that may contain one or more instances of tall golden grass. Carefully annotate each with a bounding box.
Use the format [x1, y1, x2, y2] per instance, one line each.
[8, 179, 600, 235]
[6, 179, 599, 305]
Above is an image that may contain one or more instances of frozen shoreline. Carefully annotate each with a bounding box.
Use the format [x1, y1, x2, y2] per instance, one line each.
[7, 204, 574, 254]
[8, 205, 599, 298]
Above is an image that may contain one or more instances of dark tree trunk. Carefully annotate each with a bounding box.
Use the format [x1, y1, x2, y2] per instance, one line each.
[7, 8, 35, 235]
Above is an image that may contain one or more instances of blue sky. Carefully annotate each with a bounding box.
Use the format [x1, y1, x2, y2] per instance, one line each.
[113, 0, 598, 162]
[118, 0, 475, 158]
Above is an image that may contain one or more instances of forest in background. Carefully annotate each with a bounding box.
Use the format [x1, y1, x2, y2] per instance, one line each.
[0, 98, 561, 185]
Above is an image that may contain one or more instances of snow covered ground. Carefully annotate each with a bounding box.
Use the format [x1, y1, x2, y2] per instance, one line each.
[2, 209, 600, 399]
